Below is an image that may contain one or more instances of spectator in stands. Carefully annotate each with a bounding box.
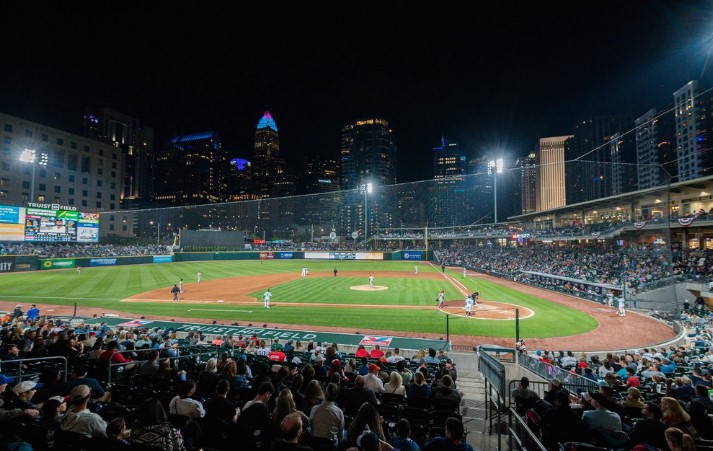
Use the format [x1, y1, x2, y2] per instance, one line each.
[628, 402, 667, 450]
[10, 380, 41, 410]
[620, 387, 645, 411]
[60, 384, 107, 438]
[660, 397, 698, 437]
[131, 397, 185, 450]
[139, 349, 160, 379]
[544, 379, 569, 404]
[356, 357, 369, 376]
[540, 390, 587, 449]
[104, 417, 130, 447]
[664, 427, 697, 451]
[1, 344, 27, 372]
[581, 391, 627, 448]
[313, 355, 328, 382]
[169, 380, 205, 418]
[237, 381, 276, 443]
[369, 345, 384, 360]
[301, 380, 325, 416]
[355, 345, 369, 359]
[310, 382, 344, 448]
[273, 412, 311, 451]
[391, 418, 420, 451]
[407, 370, 431, 398]
[346, 402, 385, 447]
[364, 363, 385, 394]
[625, 367, 640, 387]
[271, 388, 309, 439]
[424, 348, 440, 365]
[59, 364, 110, 401]
[422, 417, 473, 451]
[204, 379, 239, 424]
[384, 371, 406, 396]
[154, 358, 185, 391]
[511, 377, 539, 414]
[691, 384, 713, 413]
[344, 375, 379, 415]
[433, 375, 460, 404]
[289, 374, 306, 407]
[687, 399, 713, 440]
[98, 340, 132, 364]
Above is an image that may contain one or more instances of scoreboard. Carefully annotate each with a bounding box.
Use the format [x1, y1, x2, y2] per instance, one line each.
[0, 205, 99, 243]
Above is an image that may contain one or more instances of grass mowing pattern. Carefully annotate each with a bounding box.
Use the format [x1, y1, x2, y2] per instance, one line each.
[0, 260, 597, 337]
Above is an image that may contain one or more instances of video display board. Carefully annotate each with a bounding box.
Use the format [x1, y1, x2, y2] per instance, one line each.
[0, 204, 99, 243]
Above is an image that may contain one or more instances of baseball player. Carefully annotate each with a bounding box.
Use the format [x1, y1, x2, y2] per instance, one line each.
[465, 295, 474, 317]
[437, 290, 445, 309]
[617, 296, 626, 317]
[196, 272, 202, 283]
[413, 265, 418, 274]
[178, 278, 184, 293]
[301, 267, 307, 277]
[263, 289, 272, 308]
[463, 267, 467, 278]
[171, 285, 180, 302]
[369, 275, 374, 288]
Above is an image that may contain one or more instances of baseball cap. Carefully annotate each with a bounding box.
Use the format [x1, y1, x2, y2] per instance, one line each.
[551, 379, 562, 387]
[356, 430, 379, 449]
[368, 363, 380, 372]
[48, 395, 66, 403]
[536, 350, 542, 355]
[597, 380, 609, 387]
[314, 354, 324, 363]
[70, 384, 91, 402]
[0, 375, 15, 385]
[89, 332, 96, 336]
[589, 391, 608, 405]
[12, 380, 39, 395]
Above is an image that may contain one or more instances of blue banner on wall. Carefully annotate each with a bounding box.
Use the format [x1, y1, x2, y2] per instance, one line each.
[153, 255, 173, 263]
[402, 251, 423, 260]
[89, 258, 118, 267]
[277, 252, 294, 259]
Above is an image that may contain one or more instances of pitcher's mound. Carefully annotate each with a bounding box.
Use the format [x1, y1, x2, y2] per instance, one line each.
[350, 285, 388, 291]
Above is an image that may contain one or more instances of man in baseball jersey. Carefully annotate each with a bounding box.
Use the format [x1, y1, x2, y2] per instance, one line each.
[414, 265, 418, 274]
[178, 278, 184, 293]
[465, 295, 474, 317]
[437, 290, 445, 309]
[196, 272, 202, 283]
[301, 267, 307, 277]
[369, 275, 374, 288]
[263, 289, 272, 308]
[463, 267, 467, 278]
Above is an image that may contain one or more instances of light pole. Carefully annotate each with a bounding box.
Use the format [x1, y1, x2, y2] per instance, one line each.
[362, 182, 373, 241]
[19, 149, 48, 203]
[150, 221, 160, 245]
[488, 158, 504, 223]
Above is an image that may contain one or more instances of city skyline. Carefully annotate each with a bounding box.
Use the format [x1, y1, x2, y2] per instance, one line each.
[1, 3, 712, 182]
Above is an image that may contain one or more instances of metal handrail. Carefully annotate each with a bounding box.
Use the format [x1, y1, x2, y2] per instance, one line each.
[507, 405, 547, 451]
[105, 346, 220, 384]
[1, 355, 69, 382]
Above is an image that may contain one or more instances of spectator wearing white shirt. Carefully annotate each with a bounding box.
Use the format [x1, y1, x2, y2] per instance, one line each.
[364, 363, 385, 394]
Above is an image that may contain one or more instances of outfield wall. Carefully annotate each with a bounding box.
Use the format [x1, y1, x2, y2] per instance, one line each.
[0, 250, 429, 271]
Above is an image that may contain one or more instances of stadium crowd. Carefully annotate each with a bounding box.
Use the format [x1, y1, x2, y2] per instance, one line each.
[0, 310, 470, 451]
[0, 243, 171, 258]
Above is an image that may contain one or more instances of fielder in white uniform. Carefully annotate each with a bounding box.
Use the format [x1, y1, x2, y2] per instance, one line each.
[263, 289, 272, 308]
[196, 272, 202, 283]
[369, 275, 374, 287]
[463, 267, 467, 277]
[414, 265, 418, 274]
[178, 278, 184, 293]
[437, 290, 445, 309]
[301, 267, 307, 277]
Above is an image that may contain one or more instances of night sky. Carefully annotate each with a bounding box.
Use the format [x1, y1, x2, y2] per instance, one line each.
[1, 2, 712, 182]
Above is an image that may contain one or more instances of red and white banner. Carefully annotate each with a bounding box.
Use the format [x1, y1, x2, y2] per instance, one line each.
[359, 336, 393, 346]
[634, 221, 647, 229]
[677, 213, 699, 228]
[591, 232, 601, 239]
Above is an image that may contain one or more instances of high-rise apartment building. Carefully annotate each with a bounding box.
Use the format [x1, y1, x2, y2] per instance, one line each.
[339, 118, 397, 236]
[609, 131, 637, 196]
[564, 115, 633, 204]
[537, 136, 569, 211]
[636, 109, 677, 189]
[154, 131, 226, 205]
[83, 107, 154, 206]
[520, 151, 537, 214]
[674, 80, 713, 182]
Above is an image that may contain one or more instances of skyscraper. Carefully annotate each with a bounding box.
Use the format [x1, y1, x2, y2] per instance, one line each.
[252, 111, 296, 199]
[520, 151, 537, 214]
[564, 115, 633, 204]
[82, 107, 154, 206]
[339, 118, 397, 236]
[537, 136, 569, 211]
[636, 109, 676, 189]
[431, 137, 468, 226]
[154, 131, 226, 205]
[674, 80, 713, 182]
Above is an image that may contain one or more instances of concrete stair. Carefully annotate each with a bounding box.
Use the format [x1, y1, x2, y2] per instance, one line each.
[458, 371, 504, 451]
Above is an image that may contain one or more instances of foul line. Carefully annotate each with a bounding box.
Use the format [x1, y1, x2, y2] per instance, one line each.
[188, 308, 254, 313]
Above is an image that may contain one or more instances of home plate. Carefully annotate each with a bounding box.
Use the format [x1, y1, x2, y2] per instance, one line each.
[217, 300, 224, 303]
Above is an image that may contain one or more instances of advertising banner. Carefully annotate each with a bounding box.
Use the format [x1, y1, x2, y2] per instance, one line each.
[259, 252, 274, 260]
[0, 256, 15, 273]
[305, 252, 330, 259]
[359, 336, 393, 346]
[402, 251, 423, 261]
[40, 258, 76, 270]
[152, 255, 173, 263]
[89, 258, 118, 267]
[277, 252, 294, 259]
[329, 252, 355, 260]
[14, 256, 36, 272]
[357, 252, 384, 260]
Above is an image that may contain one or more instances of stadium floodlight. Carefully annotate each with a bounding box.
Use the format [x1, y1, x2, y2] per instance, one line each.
[19, 149, 48, 203]
[488, 158, 504, 223]
[150, 220, 160, 246]
[361, 182, 374, 241]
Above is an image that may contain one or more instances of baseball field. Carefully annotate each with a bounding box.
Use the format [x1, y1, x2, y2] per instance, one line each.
[0, 259, 601, 339]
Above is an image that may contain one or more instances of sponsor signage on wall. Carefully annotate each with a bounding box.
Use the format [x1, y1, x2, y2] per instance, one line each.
[89, 258, 118, 267]
[0, 256, 15, 273]
[40, 258, 76, 270]
[402, 251, 423, 260]
[152, 255, 173, 263]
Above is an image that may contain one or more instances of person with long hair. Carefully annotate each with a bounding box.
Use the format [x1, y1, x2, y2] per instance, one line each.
[271, 388, 310, 439]
[664, 427, 696, 451]
[347, 402, 385, 447]
[130, 398, 186, 451]
[300, 379, 325, 415]
[384, 371, 406, 396]
[407, 370, 431, 398]
[661, 397, 698, 437]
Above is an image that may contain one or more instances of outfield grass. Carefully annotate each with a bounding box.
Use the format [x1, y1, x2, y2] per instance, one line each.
[0, 260, 597, 338]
